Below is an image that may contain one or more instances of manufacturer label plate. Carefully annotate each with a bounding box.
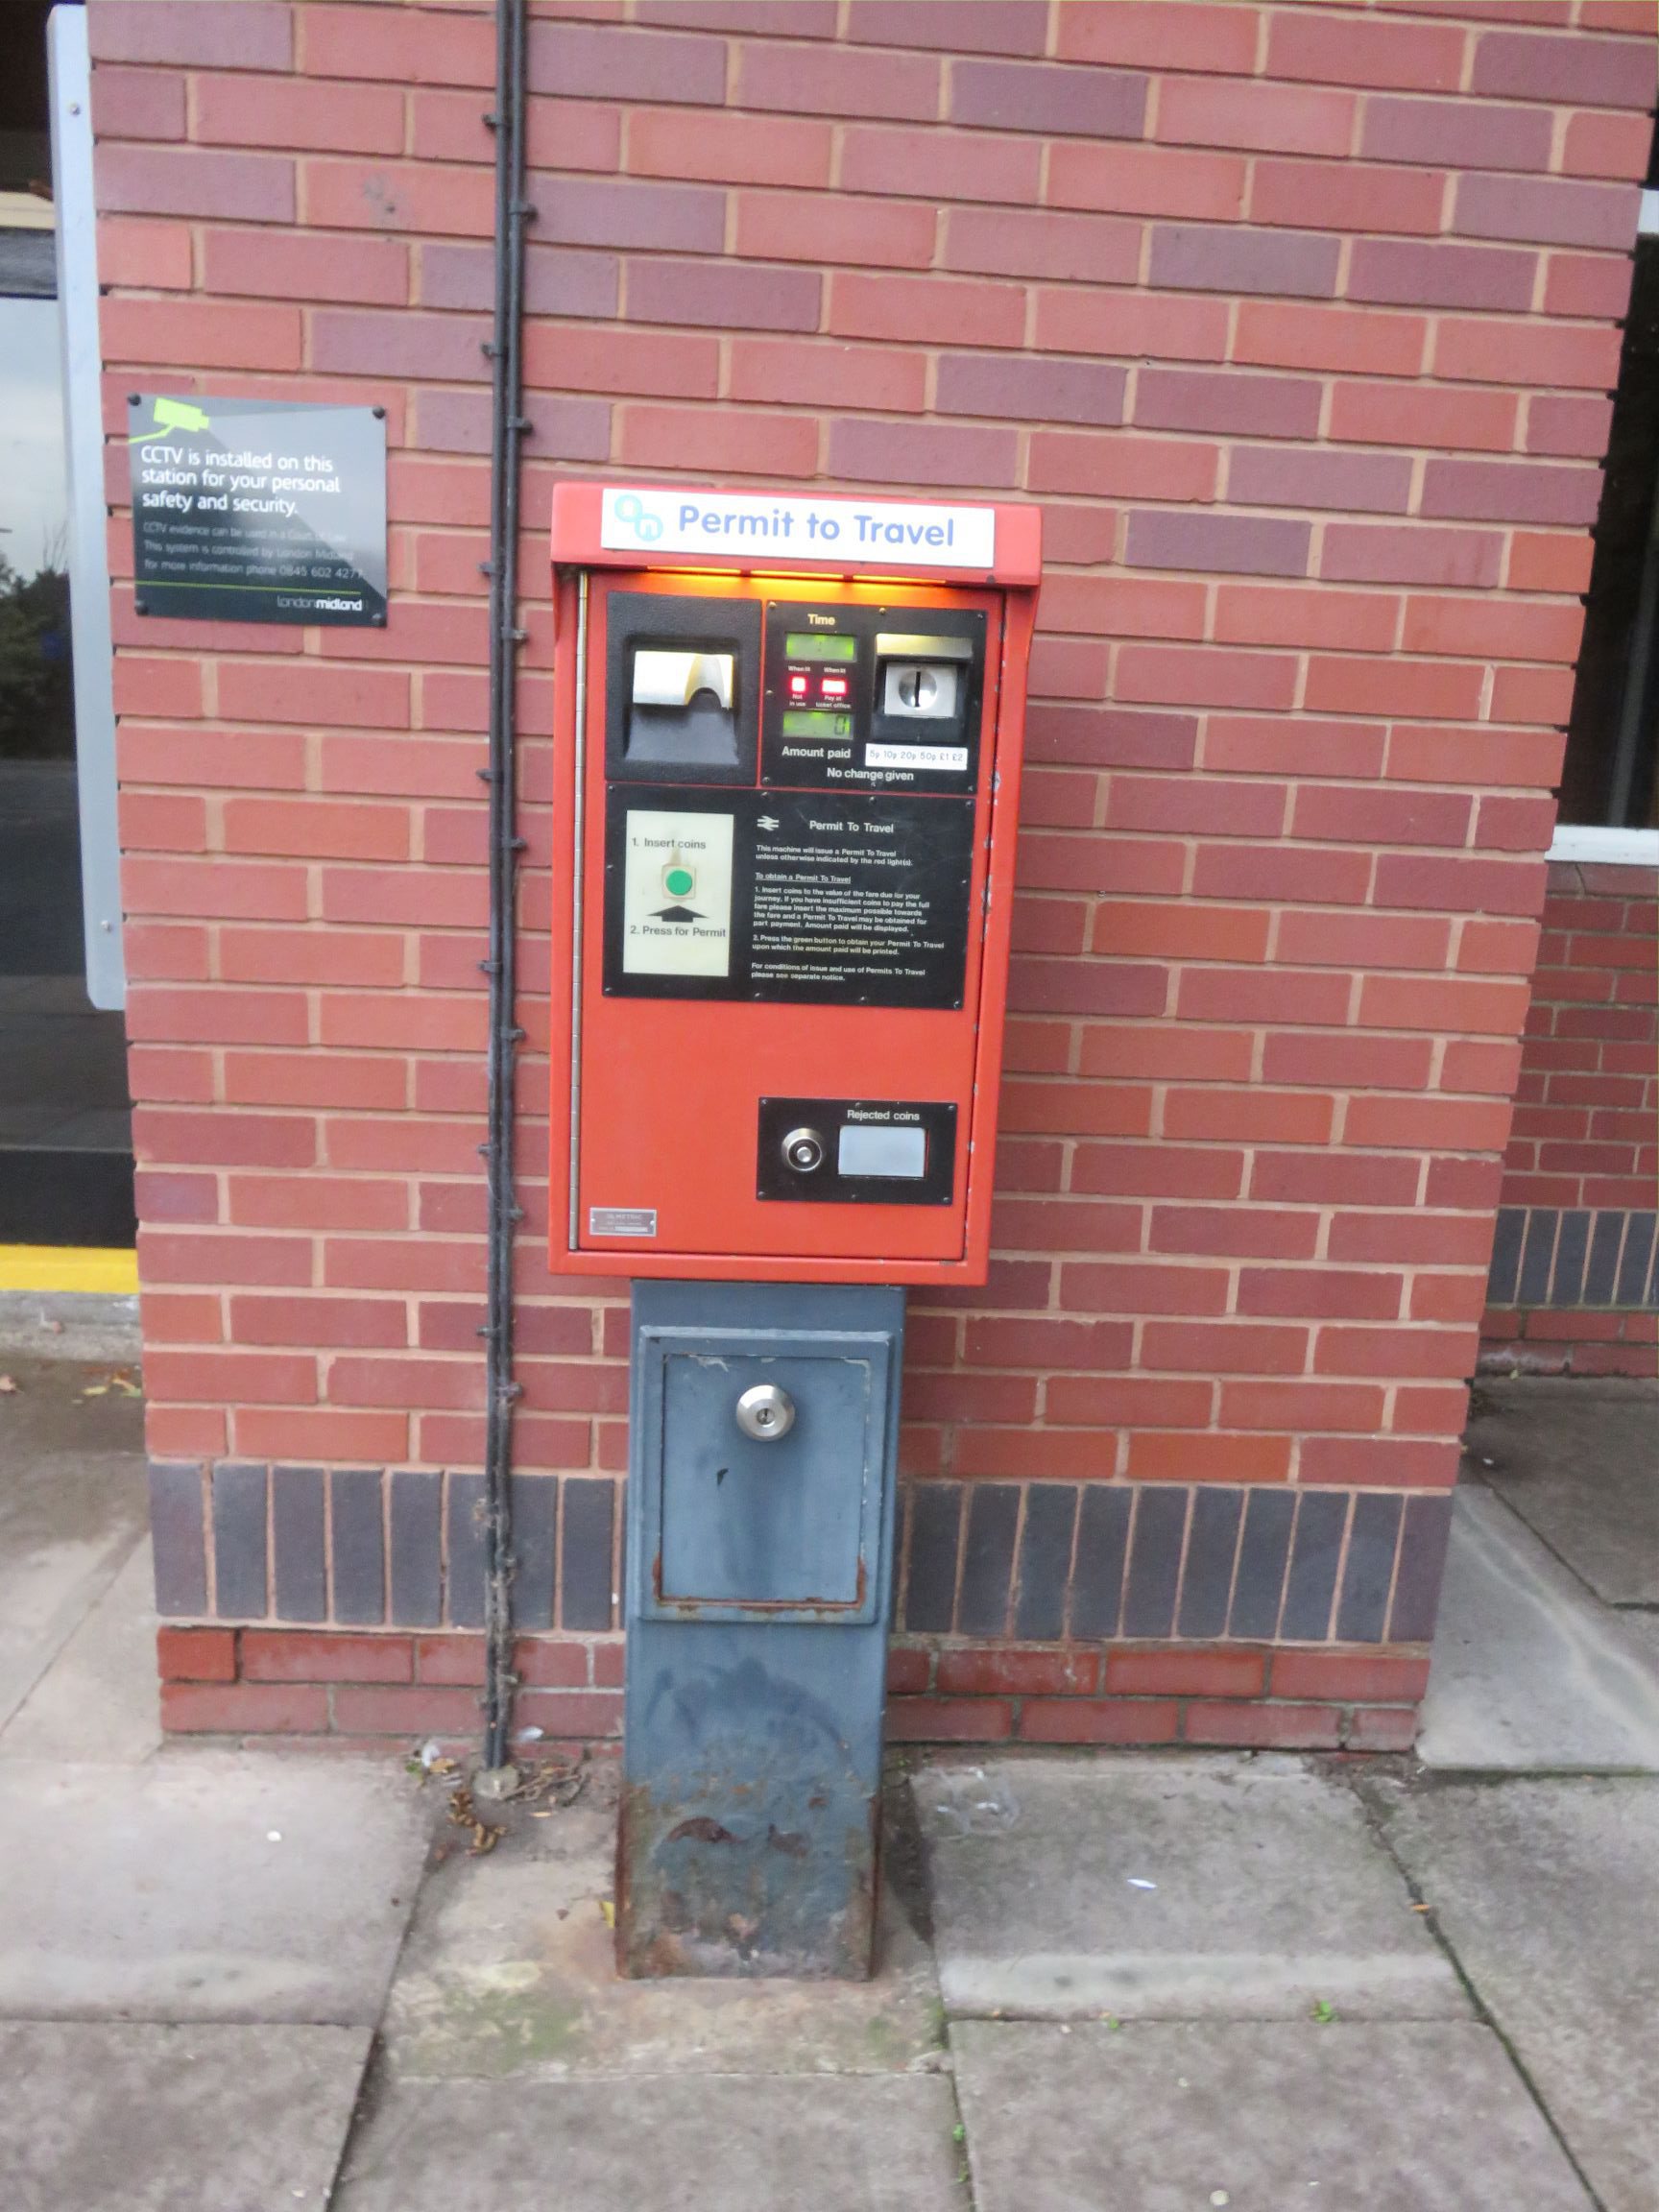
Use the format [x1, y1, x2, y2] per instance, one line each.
[589, 1207, 658, 1238]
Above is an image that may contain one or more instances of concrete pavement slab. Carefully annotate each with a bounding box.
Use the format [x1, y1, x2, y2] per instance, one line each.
[0, 1751, 432, 2022]
[334, 2071, 966, 2212]
[0, 2020, 371, 2212]
[1363, 1773, 1659, 2212]
[382, 1789, 944, 2080]
[1470, 1380, 1659, 1607]
[0, 1539, 160, 1762]
[0, 1357, 147, 1729]
[912, 1753, 1461, 2020]
[951, 2019, 1592, 2212]
[1416, 1487, 1659, 1771]
[0, 1292, 141, 1363]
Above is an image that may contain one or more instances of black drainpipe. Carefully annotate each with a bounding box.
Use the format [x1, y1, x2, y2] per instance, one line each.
[479, 0, 531, 1775]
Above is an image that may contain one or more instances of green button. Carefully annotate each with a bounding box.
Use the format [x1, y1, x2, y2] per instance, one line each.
[663, 866, 694, 899]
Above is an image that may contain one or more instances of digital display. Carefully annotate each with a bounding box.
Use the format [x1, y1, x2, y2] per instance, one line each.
[784, 633, 857, 662]
[781, 709, 854, 738]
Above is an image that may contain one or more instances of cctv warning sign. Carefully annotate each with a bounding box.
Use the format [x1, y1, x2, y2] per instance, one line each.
[127, 395, 386, 626]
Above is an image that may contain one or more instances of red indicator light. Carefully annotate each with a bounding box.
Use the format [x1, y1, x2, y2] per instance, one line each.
[820, 675, 849, 697]
[789, 673, 808, 696]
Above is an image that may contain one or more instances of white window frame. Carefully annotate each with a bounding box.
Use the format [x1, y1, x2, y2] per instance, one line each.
[48, 4, 124, 1010]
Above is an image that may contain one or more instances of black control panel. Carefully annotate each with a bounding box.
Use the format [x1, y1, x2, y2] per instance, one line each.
[757, 1097, 957, 1206]
[761, 601, 986, 797]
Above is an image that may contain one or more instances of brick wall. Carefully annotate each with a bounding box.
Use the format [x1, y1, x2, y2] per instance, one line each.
[88, 0, 1654, 1750]
[1483, 856, 1658, 1376]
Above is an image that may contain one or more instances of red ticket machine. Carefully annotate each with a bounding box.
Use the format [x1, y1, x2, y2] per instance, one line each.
[547, 482, 1041, 1286]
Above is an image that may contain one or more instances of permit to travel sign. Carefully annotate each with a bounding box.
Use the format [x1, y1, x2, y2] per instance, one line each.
[127, 395, 387, 625]
[599, 486, 997, 569]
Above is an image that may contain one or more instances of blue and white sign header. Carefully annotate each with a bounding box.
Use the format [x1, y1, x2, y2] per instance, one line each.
[600, 487, 996, 569]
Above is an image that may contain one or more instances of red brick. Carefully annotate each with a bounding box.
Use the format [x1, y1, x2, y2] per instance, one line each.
[1233, 301, 1425, 380]
[1055, 2, 1259, 73]
[1543, 252, 1637, 321]
[95, 1, 293, 68]
[1186, 1701, 1342, 1749]
[163, 1682, 329, 1736]
[97, 215, 194, 290]
[841, 125, 1041, 206]
[1129, 1431, 1294, 1482]
[229, 1295, 408, 1350]
[740, 40, 940, 122]
[1035, 292, 1230, 369]
[1191, 843, 1373, 905]
[1272, 10, 1466, 90]
[848, 0, 1048, 55]
[1115, 646, 1296, 711]
[305, 157, 481, 239]
[1224, 1374, 1393, 1430]
[1471, 27, 1656, 108]
[197, 73, 404, 156]
[1347, 1707, 1420, 1752]
[1252, 158, 1447, 239]
[102, 296, 301, 372]
[1263, 1037, 1435, 1097]
[1176, 969, 1349, 1026]
[1028, 427, 1220, 500]
[98, 142, 295, 223]
[1156, 77, 1354, 158]
[887, 1696, 1014, 1743]
[1108, 1647, 1266, 1697]
[1305, 657, 1484, 722]
[1141, 1321, 1310, 1374]
[948, 204, 1140, 285]
[630, 107, 832, 188]
[1060, 1262, 1231, 1314]
[233, 1407, 411, 1461]
[830, 417, 1019, 491]
[1329, 381, 1519, 455]
[1048, 139, 1244, 223]
[937, 1649, 1099, 1698]
[1045, 1377, 1215, 1427]
[1562, 107, 1652, 182]
[1273, 1648, 1432, 1702]
[1136, 365, 1321, 439]
[1527, 394, 1616, 460]
[1374, 853, 1547, 919]
[1433, 317, 1622, 392]
[614, 404, 817, 476]
[93, 63, 186, 140]
[157, 1626, 235, 1683]
[242, 1631, 413, 1684]
[830, 271, 1025, 349]
[1017, 1698, 1179, 1744]
[300, 2, 489, 84]
[528, 18, 726, 106]
[1361, 94, 1551, 173]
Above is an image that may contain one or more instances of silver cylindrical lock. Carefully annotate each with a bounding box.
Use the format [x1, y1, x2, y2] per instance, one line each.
[734, 1382, 796, 1441]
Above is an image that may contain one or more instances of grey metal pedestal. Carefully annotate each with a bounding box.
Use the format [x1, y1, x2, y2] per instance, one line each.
[617, 1280, 904, 1980]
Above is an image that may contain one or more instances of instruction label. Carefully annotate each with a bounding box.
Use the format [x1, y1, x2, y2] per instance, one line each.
[603, 789, 974, 1009]
[619, 808, 734, 977]
[127, 395, 386, 625]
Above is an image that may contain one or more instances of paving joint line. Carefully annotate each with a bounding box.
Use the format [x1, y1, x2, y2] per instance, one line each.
[1343, 1766, 1611, 2212]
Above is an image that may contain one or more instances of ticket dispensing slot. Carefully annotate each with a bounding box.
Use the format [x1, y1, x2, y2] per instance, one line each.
[605, 589, 760, 784]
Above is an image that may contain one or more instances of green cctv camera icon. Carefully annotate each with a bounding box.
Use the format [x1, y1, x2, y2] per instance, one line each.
[132, 397, 211, 442]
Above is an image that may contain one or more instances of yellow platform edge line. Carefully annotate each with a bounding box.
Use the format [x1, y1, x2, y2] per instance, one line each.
[0, 1246, 140, 1294]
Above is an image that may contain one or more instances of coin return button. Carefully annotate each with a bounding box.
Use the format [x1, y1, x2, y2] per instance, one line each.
[837, 1124, 927, 1179]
